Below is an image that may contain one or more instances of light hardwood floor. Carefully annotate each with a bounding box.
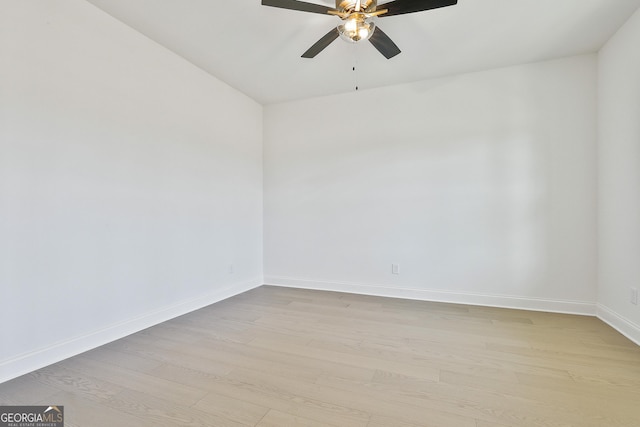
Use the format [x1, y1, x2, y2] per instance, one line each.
[1, 285, 639, 426]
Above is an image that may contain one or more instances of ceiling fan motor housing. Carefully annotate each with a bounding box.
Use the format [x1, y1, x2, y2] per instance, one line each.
[336, 0, 377, 13]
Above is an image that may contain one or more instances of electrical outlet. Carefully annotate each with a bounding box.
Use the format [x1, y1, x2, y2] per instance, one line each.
[392, 264, 399, 275]
[631, 287, 638, 305]
[229, 264, 234, 274]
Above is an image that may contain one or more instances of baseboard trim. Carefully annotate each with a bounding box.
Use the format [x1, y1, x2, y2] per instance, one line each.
[266, 277, 640, 346]
[597, 304, 640, 346]
[0, 279, 262, 385]
[5, 278, 637, 385]
[264, 276, 597, 316]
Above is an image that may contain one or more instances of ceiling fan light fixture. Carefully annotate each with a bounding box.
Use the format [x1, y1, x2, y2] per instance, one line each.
[337, 15, 375, 43]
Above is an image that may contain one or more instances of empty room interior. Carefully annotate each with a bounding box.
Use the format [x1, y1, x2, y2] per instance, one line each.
[2, 0, 640, 426]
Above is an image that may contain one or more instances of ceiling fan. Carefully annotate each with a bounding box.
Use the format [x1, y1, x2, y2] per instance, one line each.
[261, 0, 458, 59]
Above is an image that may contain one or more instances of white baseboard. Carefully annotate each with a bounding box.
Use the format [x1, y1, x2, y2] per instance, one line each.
[264, 276, 597, 316]
[4, 278, 637, 385]
[266, 277, 640, 346]
[0, 279, 262, 385]
[597, 304, 640, 346]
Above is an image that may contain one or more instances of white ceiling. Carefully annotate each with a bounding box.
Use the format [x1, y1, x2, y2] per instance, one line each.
[85, 0, 640, 105]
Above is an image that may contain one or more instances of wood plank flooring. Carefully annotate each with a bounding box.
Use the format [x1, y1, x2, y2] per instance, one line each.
[1, 285, 639, 426]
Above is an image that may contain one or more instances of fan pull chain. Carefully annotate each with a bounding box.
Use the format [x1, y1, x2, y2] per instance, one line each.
[353, 65, 358, 91]
[353, 44, 359, 91]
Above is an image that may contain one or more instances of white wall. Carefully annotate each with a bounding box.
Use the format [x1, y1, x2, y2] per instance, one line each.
[598, 8, 640, 344]
[3, 0, 635, 386]
[0, 0, 263, 382]
[264, 55, 598, 313]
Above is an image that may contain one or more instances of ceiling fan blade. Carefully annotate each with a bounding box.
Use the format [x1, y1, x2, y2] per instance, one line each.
[261, 0, 337, 15]
[302, 28, 340, 58]
[369, 26, 401, 59]
[379, 0, 457, 17]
